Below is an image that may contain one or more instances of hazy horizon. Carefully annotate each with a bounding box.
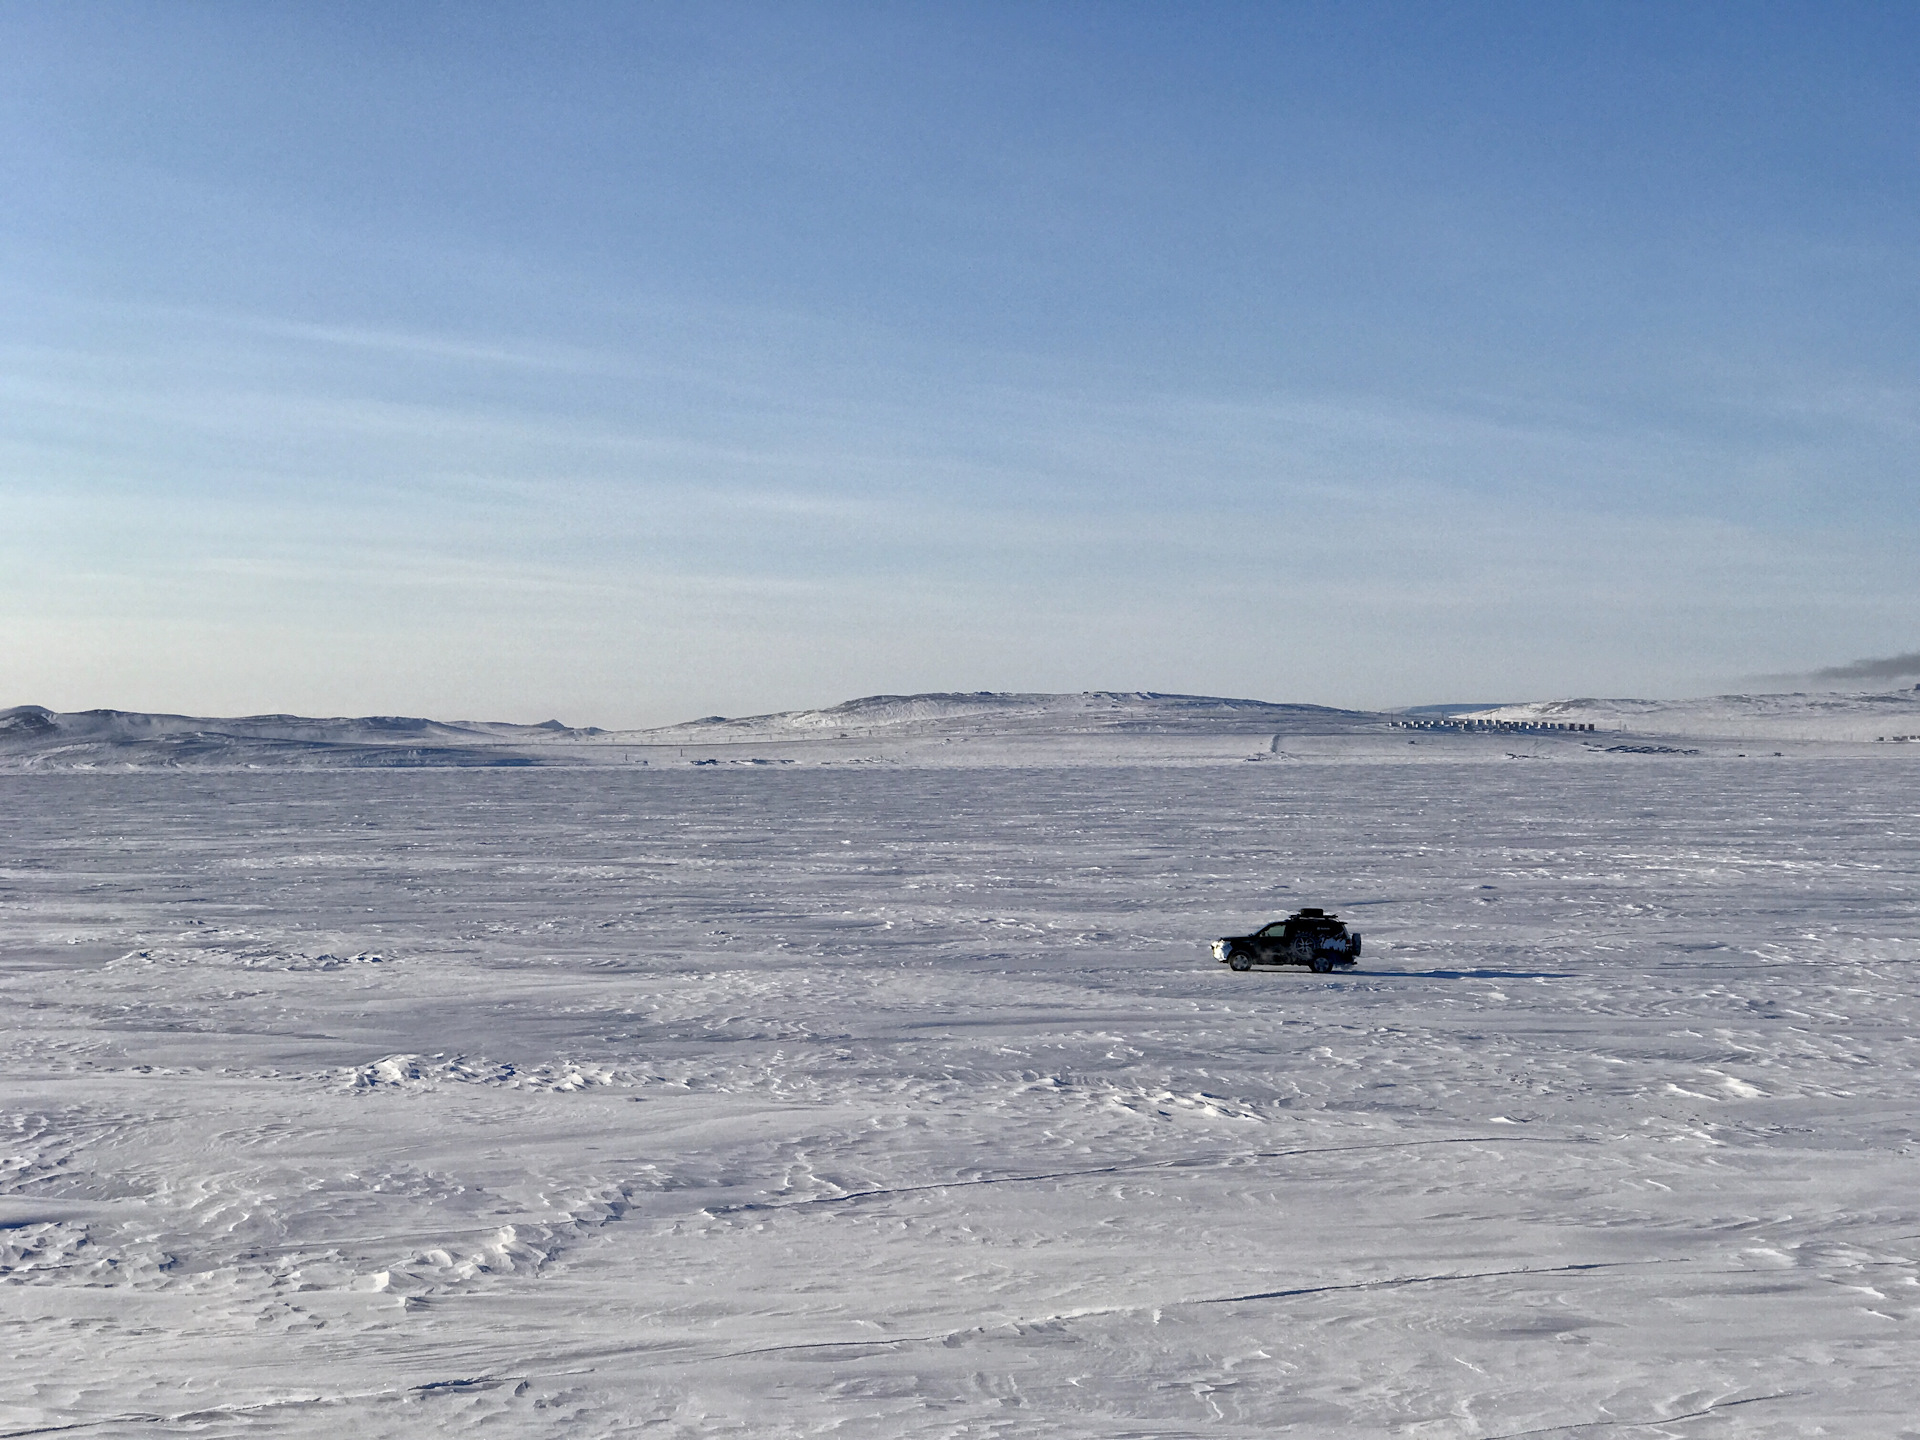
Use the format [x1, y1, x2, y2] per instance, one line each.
[9, 673, 1920, 735]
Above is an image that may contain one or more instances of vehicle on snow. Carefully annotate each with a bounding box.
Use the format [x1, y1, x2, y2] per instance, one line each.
[1212, 908, 1361, 972]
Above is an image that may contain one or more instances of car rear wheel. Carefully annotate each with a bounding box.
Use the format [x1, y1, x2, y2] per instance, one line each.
[1309, 952, 1336, 973]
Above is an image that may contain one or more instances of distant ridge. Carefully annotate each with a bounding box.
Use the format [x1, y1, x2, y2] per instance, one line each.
[0, 692, 1376, 770]
[625, 691, 1368, 741]
[6, 687, 1920, 769]
[0, 705, 597, 770]
[0, 705, 600, 743]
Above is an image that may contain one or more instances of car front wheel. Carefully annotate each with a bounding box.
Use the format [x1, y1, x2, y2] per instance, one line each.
[1228, 950, 1253, 972]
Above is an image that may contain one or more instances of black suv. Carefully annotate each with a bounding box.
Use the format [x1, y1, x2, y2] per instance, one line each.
[1213, 908, 1361, 972]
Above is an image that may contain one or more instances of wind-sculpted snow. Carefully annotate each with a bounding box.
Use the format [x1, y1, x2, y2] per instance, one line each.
[3, 762, 1919, 1436]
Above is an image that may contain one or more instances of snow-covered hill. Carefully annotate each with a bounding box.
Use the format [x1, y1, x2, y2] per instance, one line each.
[0, 693, 1382, 770]
[0, 705, 593, 770]
[8, 688, 1920, 769]
[1465, 687, 1920, 742]
[625, 690, 1373, 742]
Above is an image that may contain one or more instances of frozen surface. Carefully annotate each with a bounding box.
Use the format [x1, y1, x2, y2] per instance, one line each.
[3, 761, 1919, 1437]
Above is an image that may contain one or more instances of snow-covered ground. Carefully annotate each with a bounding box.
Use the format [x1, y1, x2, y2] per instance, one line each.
[4, 756, 1918, 1436]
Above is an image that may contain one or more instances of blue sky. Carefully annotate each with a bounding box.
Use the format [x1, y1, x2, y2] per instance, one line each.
[3, 1, 1916, 725]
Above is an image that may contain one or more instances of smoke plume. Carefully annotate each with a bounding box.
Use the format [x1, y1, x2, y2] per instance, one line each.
[1809, 651, 1920, 682]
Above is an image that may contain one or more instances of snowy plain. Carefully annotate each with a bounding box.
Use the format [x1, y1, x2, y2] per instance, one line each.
[4, 696, 1920, 1437]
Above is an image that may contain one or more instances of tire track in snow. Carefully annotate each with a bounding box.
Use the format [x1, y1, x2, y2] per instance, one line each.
[0, 1369, 597, 1440]
[701, 1132, 1597, 1215]
[1190, 1258, 1646, 1306]
[506, 1258, 1664, 1370]
[1471, 1388, 1809, 1438]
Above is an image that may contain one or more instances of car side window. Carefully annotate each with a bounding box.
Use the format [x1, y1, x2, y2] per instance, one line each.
[1257, 923, 1286, 937]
